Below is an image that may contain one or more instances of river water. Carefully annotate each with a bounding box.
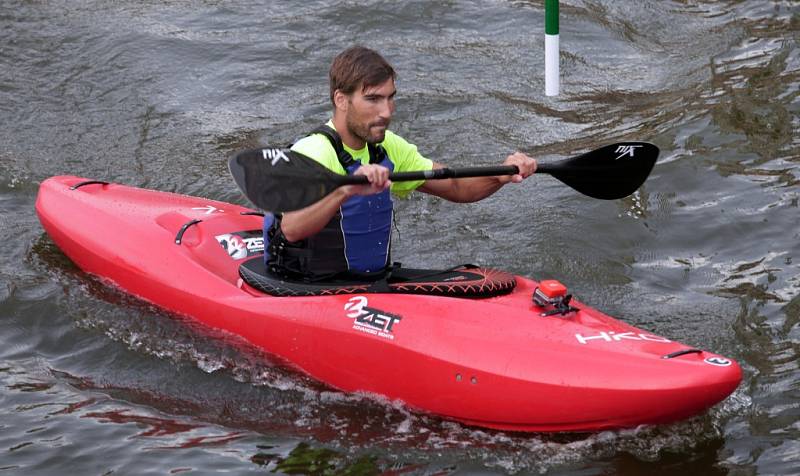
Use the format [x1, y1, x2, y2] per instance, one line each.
[1, 1, 798, 474]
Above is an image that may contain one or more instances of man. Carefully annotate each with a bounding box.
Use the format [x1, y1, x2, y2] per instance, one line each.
[264, 46, 536, 282]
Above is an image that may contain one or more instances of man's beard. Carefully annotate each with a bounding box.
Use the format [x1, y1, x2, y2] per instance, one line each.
[346, 114, 389, 145]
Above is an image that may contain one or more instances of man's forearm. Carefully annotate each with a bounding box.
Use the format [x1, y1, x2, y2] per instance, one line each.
[279, 188, 350, 242]
[429, 176, 506, 203]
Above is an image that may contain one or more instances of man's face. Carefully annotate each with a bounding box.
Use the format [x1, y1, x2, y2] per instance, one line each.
[342, 78, 396, 145]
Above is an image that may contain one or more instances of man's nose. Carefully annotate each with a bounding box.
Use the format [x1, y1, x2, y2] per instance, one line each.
[378, 99, 394, 118]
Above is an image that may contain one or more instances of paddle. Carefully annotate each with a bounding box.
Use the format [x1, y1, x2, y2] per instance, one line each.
[229, 142, 659, 212]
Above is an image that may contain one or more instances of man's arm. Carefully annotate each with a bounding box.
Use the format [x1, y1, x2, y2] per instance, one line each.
[417, 152, 537, 203]
[279, 163, 390, 242]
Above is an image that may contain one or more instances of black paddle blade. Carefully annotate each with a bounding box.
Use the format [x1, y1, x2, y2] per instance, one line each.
[537, 142, 659, 200]
[229, 148, 347, 212]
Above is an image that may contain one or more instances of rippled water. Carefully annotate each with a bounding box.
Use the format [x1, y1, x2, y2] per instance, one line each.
[1, 0, 798, 474]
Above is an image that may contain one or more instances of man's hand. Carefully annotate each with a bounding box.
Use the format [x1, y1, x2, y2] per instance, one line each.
[501, 152, 537, 184]
[343, 163, 392, 196]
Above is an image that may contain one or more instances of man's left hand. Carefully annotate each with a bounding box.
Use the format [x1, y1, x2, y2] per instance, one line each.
[502, 152, 537, 183]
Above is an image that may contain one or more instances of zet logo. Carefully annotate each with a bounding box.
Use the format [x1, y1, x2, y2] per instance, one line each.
[215, 231, 264, 260]
[344, 296, 402, 341]
[614, 145, 642, 160]
[344, 296, 368, 318]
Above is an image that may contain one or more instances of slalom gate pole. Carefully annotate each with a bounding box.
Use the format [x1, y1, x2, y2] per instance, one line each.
[545, 0, 559, 96]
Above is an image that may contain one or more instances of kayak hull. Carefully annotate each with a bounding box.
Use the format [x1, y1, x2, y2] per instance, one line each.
[36, 176, 742, 432]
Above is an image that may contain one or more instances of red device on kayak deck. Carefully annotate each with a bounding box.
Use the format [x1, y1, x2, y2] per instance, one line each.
[533, 279, 578, 317]
[534, 280, 567, 302]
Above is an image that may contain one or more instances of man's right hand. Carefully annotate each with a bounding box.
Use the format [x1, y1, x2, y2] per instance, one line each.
[343, 163, 392, 196]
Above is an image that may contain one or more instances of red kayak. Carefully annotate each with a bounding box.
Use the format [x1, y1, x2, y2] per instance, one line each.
[36, 176, 741, 432]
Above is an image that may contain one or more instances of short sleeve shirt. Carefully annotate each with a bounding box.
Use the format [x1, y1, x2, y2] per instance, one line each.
[290, 121, 433, 198]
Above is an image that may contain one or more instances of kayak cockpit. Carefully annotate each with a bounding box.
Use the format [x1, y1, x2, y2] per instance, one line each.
[238, 256, 517, 298]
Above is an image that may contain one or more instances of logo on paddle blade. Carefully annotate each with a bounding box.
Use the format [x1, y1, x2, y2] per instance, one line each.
[344, 296, 402, 341]
[262, 148, 290, 166]
[614, 145, 642, 160]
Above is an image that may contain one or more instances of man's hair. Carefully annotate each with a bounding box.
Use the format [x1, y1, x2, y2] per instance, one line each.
[329, 46, 396, 105]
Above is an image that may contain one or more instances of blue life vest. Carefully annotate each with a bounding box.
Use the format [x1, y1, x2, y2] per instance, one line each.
[263, 126, 394, 281]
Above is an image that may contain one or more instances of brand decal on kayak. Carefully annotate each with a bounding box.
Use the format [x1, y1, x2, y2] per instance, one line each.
[344, 296, 402, 341]
[614, 145, 642, 160]
[704, 357, 732, 367]
[192, 205, 224, 215]
[575, 331, 671, 345]
[215, 230, 264, 260]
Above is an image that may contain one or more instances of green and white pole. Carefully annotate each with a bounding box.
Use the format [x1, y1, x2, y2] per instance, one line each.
[545, 0, 559, 96]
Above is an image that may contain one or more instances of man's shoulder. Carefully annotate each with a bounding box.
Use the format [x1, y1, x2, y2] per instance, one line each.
[291, 133, 331, 155]
[380, 130, 419, 160]
[381, 129, 407, 149]
[290, 133, 342, 172]
[381, 130, 433, 176]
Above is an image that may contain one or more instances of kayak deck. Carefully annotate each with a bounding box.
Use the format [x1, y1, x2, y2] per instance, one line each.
[35, 176, 742, 432]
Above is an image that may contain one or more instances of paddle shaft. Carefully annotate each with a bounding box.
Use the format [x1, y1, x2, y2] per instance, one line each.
[337, 163, 566, 185]
[338, 164, 522, 184]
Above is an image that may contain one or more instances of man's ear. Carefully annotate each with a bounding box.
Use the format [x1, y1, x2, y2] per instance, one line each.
[333, 89, 349, 112]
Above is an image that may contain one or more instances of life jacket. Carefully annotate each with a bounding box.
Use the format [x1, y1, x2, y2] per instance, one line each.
[263, 125, 394, 282]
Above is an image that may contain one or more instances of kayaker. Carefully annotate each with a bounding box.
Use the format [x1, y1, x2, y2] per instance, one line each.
[264, 46, 537, 282]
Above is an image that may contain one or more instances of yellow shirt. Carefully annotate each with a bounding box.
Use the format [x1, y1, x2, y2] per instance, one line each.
[290, 121, 433, 198]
